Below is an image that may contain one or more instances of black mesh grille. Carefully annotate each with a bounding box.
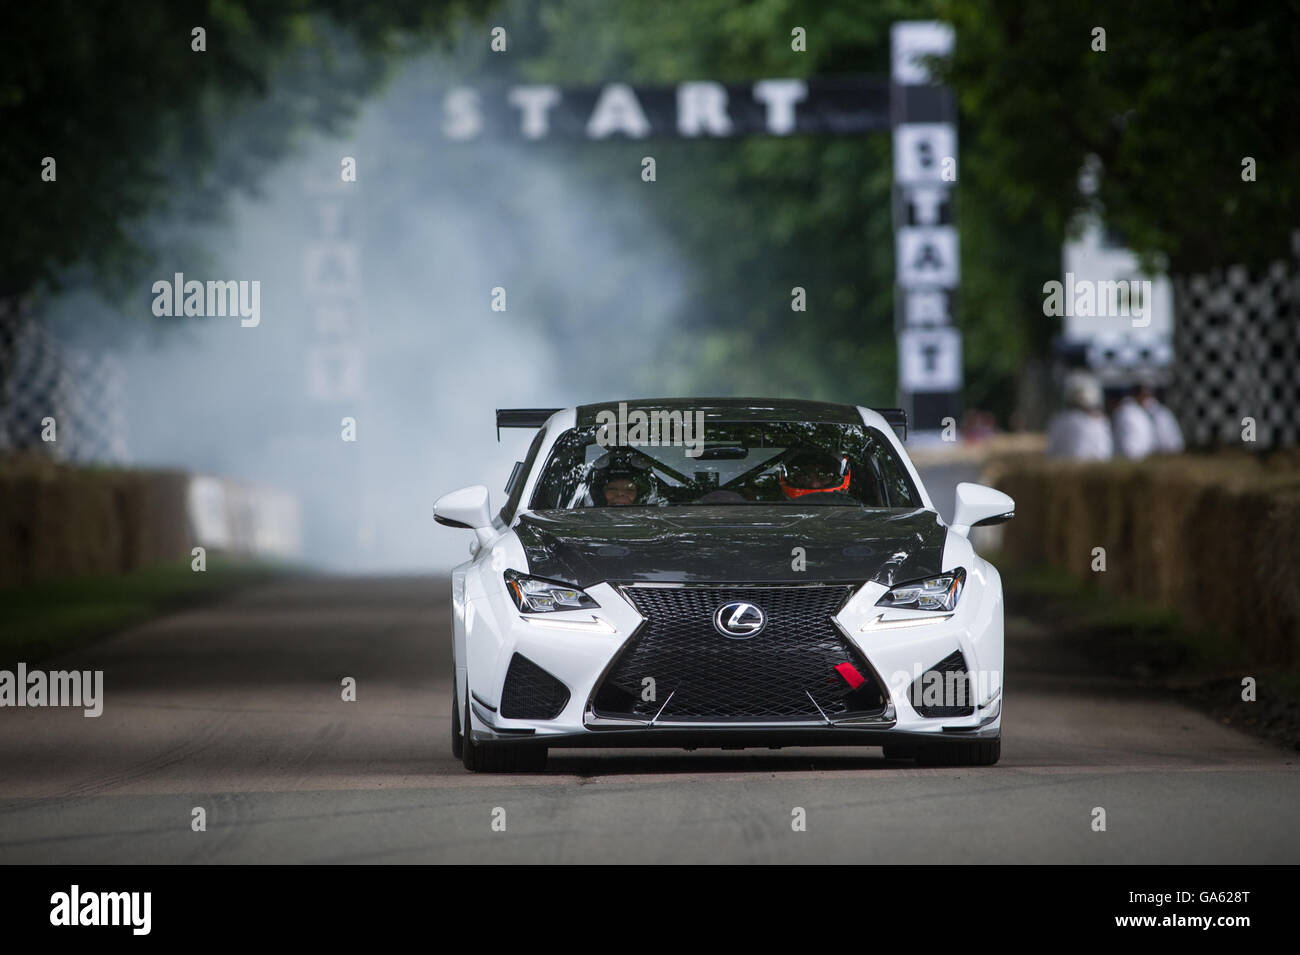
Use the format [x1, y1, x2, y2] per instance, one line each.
[909, 650, 974, 718]
[592, 585, 888, 722]
[500, 653, 570, 720]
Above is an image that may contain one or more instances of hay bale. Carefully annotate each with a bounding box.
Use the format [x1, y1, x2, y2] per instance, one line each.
[982, 452, 1300, 667]
[0, 460, 194, 588]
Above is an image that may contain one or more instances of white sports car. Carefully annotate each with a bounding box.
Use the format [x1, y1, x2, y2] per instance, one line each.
[435, 398, 1014, 772]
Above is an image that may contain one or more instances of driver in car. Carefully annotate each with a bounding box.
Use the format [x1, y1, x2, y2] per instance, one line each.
[589, 451, 657, 506]
[602, 473, 640, 506]
[778, 448, 852, 499]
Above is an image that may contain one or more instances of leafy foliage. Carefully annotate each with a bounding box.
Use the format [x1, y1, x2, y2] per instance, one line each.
[938, 0, 1300, 273]
[0, 0, 474, 300]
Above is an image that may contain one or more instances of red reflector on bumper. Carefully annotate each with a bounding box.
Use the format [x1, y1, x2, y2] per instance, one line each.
[834, 662, 866, 689]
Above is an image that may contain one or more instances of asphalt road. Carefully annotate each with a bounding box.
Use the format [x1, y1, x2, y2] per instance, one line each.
[1, 571, 1297, 864]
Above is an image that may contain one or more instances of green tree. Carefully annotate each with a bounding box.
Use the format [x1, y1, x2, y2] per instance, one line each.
[0, 0, 477, 421]
[937, 0, 1300, 273]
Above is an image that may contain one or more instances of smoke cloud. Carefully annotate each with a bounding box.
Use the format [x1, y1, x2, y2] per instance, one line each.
[43, 57, 690, 572]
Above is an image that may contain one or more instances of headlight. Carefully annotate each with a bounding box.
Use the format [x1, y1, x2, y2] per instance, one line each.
[505, 570, 599, 613]
[876, 568, 965, 612]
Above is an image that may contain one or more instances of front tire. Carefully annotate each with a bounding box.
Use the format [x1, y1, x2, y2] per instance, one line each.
[451, 685, 464, 760]
[916, 738, 1001, 766]
[461, 693, 548, 773]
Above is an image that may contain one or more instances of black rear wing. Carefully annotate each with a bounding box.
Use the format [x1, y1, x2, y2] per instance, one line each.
[873, 408, 908, 441]
[496, 408, 561, 440]
[496, 406, 907, 440]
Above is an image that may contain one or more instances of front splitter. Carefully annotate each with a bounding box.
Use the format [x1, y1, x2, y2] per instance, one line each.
[471, 723, 1000, 749]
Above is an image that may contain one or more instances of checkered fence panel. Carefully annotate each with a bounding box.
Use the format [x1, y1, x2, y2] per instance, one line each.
[1171, 260, 1299, 450]
[0, 312, 129, 463]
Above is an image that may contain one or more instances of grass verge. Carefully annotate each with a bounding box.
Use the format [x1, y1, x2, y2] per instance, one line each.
[999, 557, 1300, 753]
[0, 558, 297, 668]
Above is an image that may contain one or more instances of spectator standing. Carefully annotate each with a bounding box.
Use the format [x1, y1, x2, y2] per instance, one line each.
[1114, 382, 1184, 459]
[1046, 372, 1113, 460]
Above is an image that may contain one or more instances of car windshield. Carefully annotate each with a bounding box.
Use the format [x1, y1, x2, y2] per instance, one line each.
[528, 422, 921, 510]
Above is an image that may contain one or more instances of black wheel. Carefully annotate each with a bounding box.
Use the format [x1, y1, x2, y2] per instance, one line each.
[451, 685, 464, 760]
[461, 692, 548, 773]
[882, 745, 916, 760]
[916, 738, 1001, 767]
[461, 692, 477, 771]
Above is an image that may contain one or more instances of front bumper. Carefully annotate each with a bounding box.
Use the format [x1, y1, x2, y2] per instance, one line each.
[461, 574, 1003, 749]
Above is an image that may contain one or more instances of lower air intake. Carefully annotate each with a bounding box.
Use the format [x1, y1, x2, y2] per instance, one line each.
[500, 653, 570, 720]
[909, 650, 975, 718]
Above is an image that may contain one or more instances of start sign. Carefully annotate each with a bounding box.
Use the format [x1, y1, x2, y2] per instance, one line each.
[891, 21, 963, 425]
[436, 77, 889, 141]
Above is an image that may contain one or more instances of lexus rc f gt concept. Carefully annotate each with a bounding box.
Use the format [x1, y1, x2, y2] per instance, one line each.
[435, 398, 1014, 772]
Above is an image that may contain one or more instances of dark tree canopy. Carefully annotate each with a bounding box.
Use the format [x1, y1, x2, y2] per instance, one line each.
[938, 0, 1300, 273]
[0, 0, 474, 300]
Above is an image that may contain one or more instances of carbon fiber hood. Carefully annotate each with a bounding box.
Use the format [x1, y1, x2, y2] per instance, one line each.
[513, 505, 947, 587]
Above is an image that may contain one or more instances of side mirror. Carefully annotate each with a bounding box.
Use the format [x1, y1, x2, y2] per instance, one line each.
[951, 482, 1015, 538]
[434, 485, 493, 531]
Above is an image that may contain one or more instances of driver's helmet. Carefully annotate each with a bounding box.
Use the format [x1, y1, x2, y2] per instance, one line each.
[588, 450, 661, 506]
[779, 448, 851, 499]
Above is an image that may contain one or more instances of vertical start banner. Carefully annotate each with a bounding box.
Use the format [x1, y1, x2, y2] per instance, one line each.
[891, 22, 962, 430]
